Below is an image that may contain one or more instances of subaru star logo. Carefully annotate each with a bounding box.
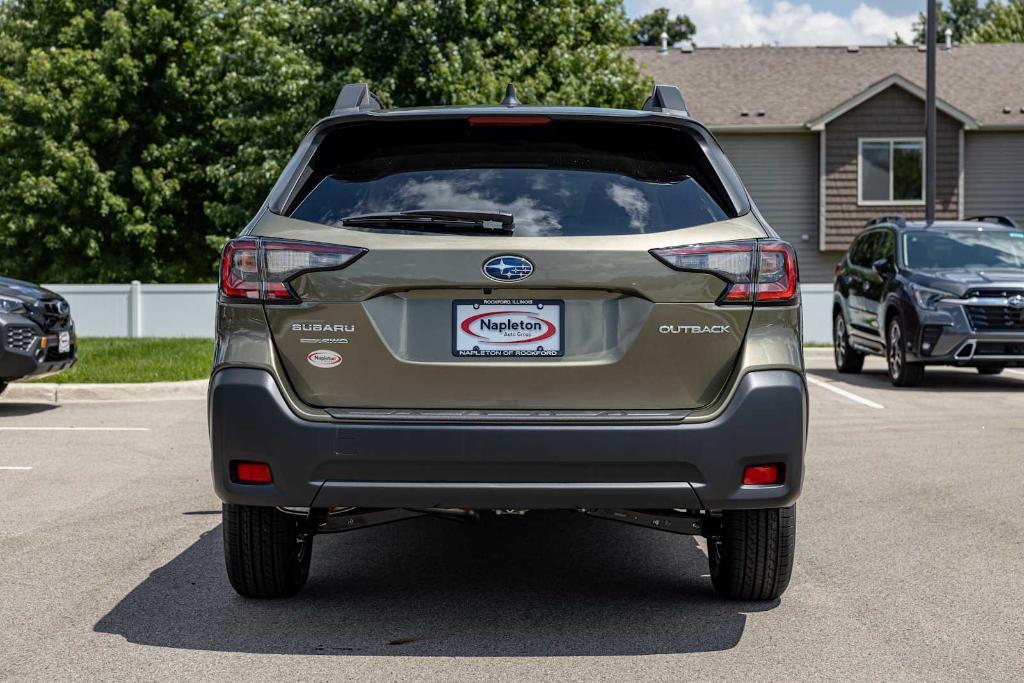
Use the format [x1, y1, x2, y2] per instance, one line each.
[483, 255, 534, 282]
[1009, 295, 1024, 310]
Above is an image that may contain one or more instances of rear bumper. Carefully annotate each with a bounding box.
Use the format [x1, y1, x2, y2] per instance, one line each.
[209, 368, 807, 510]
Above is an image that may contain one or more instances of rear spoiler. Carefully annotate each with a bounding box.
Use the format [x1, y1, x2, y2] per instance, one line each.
[330, 82, 690, 116]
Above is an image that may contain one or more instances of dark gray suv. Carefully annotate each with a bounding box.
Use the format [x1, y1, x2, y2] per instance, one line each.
[833, 215, 1024, 385]
[0, 275, 77, 394]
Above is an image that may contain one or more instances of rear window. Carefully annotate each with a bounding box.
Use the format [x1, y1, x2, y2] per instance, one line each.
[286, 119, 736, 237]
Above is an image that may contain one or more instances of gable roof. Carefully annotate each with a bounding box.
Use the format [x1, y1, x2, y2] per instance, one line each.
[805, 73, 978, 130]
[629, 44, 1024, 131]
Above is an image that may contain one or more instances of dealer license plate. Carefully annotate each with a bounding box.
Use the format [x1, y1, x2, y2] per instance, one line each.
[58, 331, 71, 354]
[453, 299, 563, 357]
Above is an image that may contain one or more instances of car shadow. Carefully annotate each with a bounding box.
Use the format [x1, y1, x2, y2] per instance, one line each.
[807, 365, 1024, 393]
[0, 402, 58, 417]
[95, 511, 772, 656]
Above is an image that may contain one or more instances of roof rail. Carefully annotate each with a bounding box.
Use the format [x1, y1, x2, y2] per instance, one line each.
[865, 214, 906, 228]
[642, 84, 689, 115]
[965, 215, 1020, 229]
[331, 83, 382, 114]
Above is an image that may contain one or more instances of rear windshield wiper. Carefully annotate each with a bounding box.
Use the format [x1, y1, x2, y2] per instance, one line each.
[340, 210, 514, 234]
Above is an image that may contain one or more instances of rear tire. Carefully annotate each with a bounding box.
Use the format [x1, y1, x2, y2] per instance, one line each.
[886, 316, 924, 387]
[708, 506, 796, 601]
[833, 313, 864, 373]
[0, 381, 7, 397]
[977, 364, 1005, 375]
[222, 503, 312, 598]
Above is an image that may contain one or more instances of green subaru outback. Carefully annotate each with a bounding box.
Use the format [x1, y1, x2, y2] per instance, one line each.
[210, 84, 806, 600]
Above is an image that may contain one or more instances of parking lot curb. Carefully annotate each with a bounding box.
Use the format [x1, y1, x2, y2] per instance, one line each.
[2, 379, 208, 403]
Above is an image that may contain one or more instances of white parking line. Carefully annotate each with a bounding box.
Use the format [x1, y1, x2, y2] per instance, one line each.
[806, 375, 885, 410]
[1005, 369, 1024, 378]
[0, 427, 149, 432]
[0, 466, 33, 470]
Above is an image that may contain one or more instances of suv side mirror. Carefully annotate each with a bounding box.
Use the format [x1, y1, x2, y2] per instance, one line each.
[872, 258, 894, 277]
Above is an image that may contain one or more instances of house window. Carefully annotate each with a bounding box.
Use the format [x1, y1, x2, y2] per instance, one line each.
[858, 138, 925, 205]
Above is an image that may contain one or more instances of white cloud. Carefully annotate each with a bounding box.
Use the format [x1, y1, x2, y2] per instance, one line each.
[629, 1, 917, 46]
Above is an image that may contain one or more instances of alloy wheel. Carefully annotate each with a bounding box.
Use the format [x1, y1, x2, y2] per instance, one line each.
[834, 316, 848, 367]
[887, 320, 903, 379]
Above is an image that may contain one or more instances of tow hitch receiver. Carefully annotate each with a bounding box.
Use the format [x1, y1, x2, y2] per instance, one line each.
[585, 509, 720, 536]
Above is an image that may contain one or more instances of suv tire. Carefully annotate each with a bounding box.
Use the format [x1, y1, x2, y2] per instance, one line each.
[976, 364, 1005, 375]
[708, 506, 795, 600]
[833, 313, 864, 373]
[0, 381, 6, 397]
[886, 316, 924, 387]
[223, 503, 312, 598]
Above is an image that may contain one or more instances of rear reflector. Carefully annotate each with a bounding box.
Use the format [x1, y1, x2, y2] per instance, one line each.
[743, 464, 782, 486]
[235, 462, 273, 484]
[467, 116, 552, 126]
[651, 239, 799, 305]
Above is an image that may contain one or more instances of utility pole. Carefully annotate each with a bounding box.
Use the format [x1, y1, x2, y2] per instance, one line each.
[925, 0, 937, 224]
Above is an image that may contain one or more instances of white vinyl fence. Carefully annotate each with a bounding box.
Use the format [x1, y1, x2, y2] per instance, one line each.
[44, 282, 218, 338]
[44, 282, 835, 343]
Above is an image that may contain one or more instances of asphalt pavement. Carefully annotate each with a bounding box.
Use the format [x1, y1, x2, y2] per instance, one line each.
[1, 351, 1022, 680]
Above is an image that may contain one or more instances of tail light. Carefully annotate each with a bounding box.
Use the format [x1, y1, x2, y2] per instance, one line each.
[651, 239, 799, 305]
[220, 238, 365, 303]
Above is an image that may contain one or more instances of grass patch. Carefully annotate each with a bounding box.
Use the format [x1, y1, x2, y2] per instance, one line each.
[804, 342, 833, 348]
[31, 337, 214, 384]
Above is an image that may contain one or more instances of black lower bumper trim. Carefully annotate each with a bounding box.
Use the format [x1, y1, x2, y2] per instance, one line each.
[311, 481, 702, 509]
[209, 368, 807, 510]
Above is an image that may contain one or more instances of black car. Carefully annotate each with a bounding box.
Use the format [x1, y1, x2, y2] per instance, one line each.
[833, 214, 1024, 386]
[0, 276, 77, 394]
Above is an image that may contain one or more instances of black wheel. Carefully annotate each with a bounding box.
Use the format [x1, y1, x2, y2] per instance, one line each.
[222, 503, 312, 598]
[0, 381, 7, 397]
[833, 313, 864, 373]
[708, 506, 795, 601]
[977, 364, 1005, 376]
[886, 316, 925, 387]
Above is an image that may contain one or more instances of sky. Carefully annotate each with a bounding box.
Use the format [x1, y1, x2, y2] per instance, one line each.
[622, 1, 926, 46]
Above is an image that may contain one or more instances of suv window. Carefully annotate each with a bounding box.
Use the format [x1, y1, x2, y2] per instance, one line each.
[849, 232, 878, 267]
[874, 229, 896, 266]
[287, 119, 735, 237]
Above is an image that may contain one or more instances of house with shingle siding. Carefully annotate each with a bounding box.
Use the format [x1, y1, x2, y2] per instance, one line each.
[631, 44, 1024, 284]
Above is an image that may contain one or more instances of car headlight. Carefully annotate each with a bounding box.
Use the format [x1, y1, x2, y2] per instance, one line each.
[909, 283, 952, 310]
[0, 295, 27, 314]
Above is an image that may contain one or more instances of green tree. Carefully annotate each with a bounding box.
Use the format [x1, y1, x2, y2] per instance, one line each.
[968, 0, 1024, 41]
[630, 6, 696, 46]
[308, 0, 652, 110]
[912, 0, 996, 43]
[0, 0, 651, 283]
[0, 0, 320, 283]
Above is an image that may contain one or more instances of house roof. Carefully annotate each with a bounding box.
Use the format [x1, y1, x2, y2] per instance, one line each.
[629, 44, 1024, 131]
